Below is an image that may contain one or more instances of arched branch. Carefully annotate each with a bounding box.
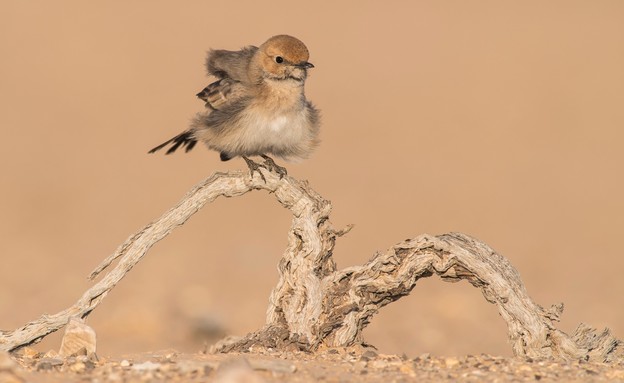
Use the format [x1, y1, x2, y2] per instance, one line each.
[315, 233, 621, 362]
[1, 169, 621, 363]
[0, 170, 274, 352]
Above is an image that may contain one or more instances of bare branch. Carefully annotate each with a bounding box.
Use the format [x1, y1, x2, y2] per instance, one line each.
[1, 170, 275, 352]
[1, 169, 621, 362]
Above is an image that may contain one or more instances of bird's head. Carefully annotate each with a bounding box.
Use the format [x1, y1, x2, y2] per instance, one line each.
[255, 35, 314, 82]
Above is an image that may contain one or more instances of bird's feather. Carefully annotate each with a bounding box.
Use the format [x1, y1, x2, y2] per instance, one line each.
[206, 46, 258, 82]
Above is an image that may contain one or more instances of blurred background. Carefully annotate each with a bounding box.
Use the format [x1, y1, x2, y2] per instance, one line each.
[1, 1, 623, 357]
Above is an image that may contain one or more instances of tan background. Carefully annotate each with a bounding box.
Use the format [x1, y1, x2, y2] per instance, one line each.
[1, 1, 623, 357]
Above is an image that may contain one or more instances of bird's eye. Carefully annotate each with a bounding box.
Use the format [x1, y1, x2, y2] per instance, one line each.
[275, 56, 284, 64]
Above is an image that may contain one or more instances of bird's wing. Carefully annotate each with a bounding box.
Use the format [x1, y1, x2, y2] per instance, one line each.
[196, 45, 258, 111]
[149, 47, 258, 155]
[196, 77, 250, 111]
[205, 45, 258, 82]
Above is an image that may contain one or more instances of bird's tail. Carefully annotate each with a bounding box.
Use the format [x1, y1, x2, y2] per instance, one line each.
[148, 131, 197, 154]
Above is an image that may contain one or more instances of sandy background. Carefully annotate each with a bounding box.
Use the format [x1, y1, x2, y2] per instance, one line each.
[1, 1, 623, 358]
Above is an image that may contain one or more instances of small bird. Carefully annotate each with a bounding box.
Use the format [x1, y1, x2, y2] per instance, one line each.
[148, 35, 320, 178]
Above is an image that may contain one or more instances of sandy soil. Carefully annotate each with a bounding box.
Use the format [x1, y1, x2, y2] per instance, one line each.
[1, 1, 624, 377]
[4, 348, 624, 383]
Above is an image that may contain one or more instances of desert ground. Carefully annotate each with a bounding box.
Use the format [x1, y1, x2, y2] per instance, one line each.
[3, 347, 624, 383]
[1, 1, 624, 381]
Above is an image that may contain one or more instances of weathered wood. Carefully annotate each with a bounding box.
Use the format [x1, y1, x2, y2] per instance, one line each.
[0, 170, 268, 352]
[0, 167, 621, 362]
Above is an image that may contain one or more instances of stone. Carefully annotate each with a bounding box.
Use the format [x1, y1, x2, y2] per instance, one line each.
[131, 361, 161, 372]
[59, 317, 97, 357]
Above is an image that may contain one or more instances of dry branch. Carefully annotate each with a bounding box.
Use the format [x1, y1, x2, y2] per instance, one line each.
[0, 167, 621, 362]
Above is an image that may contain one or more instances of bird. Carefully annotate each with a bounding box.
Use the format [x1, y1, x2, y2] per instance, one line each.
[148, 35, 320, 179]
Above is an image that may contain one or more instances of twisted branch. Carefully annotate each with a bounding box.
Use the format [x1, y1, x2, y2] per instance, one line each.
[1, 169, 621, 362]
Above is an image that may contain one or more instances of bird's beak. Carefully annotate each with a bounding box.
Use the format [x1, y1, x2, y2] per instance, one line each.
[297, 61, 314, 69]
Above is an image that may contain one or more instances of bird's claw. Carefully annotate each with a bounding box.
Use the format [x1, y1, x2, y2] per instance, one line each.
[242, 156, 267, 182]
[242, 156, 287, 181]
[260, 155, 288, 179]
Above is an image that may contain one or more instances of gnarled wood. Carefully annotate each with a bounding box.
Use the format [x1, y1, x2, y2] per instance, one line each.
[0, 168, 621, 362]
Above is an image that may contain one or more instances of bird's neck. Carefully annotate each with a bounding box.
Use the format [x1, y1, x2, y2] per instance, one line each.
[256, 79, 306, 109]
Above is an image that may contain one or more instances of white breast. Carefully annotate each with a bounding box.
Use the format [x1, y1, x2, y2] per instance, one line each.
[268, 115, 289, 132]
[238, 108, 309, 154]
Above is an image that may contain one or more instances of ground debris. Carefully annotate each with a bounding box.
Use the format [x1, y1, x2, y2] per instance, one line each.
[3, 349, 624, 382]
[35, 357, 64, 371]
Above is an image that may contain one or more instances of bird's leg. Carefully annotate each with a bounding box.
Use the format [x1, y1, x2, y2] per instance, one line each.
[242, 156, 266, 182]
[260, 155, 288, 178]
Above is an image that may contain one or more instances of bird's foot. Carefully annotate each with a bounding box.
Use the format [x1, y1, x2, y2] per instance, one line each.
[260, 155, 288, 178]
[242, 156, 266, 182]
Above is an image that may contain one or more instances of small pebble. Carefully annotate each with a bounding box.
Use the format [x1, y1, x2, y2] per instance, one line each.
[36, 357, 64, 371]
[69, 361, 86, 373]
[360, 350, 378, 361]
[43, 349, 60, 359]
[444, 357, 460, 368]
[18, 347, 40, 359]
[131, 361, 161, 372]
